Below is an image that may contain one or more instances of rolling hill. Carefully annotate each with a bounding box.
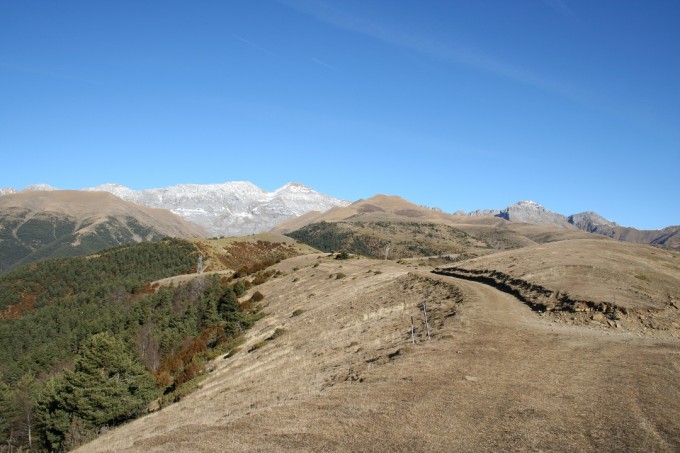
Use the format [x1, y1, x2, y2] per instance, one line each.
[75, 242, 680, 452]
[281, 195, 606, 260]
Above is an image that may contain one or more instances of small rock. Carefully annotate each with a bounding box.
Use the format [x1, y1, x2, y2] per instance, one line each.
[464, 375, 479, 382]
[592, 313, 604, 321]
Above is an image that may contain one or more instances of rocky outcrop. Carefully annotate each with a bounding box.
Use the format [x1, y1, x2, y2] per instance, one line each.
[568, 211, 617, 232]
[466, 201, 575, 229]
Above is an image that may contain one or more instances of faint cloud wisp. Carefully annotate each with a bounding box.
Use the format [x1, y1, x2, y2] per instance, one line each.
[311, 57, 338, 71]
[538, 0, 574, 18]
[275, 0, 567, 94]
[232, 34, 286, 61]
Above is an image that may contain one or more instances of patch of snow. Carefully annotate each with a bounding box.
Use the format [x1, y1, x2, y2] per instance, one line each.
[22, 184, 57, 192]
[84, 181, 350, 236]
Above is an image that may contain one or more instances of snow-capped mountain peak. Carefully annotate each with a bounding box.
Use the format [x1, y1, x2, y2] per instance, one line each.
[515, 200, 540, 207]
[83, 181, 350, 236]
[22, 184, 57, 192]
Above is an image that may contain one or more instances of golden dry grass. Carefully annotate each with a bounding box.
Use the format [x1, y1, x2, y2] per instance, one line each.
[449, 238, 680, 311]
[77, 248, 680, 452]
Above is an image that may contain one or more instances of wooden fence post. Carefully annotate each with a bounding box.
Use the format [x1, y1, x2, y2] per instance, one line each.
[422, 303, 431, 340]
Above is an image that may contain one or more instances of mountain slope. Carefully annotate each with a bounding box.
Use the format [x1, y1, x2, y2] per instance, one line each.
[0, 191, 206, 272]
[85, 182, 350, 237]
[568, 211, 680, 250]
[280, 195, 603, 258]
[464, 201, 680, 250]
[275, 194, 474, 232]
[468, 200, 575, 229]
[76, 248, 680, 452]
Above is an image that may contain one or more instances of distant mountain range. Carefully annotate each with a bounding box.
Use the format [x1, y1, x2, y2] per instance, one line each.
[461, 200, 680, 250]
[83, 182, 351, 237]
[1, 184, 678, 255]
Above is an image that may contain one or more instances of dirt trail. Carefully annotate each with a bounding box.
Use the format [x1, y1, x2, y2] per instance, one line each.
[79, 258, 680, 452]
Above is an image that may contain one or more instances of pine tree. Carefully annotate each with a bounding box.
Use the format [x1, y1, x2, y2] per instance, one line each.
[36, 332, 159, 450]
[0, 378, 18, 449]
[65, 332, 158, 426]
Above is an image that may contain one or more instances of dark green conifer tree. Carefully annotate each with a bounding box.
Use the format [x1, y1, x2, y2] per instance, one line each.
[36, 332, 158, 451]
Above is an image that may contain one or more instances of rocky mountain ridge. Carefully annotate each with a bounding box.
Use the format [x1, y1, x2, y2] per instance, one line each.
[1, 182, 351, 237]
[466, 200, 575, 229]
[462, 201, 679, 250]
[2, 185, 677, 249]
[83, 182, 350, 237]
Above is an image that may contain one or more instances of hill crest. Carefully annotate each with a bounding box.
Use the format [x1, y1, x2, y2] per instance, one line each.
[0, 190, 206, 272]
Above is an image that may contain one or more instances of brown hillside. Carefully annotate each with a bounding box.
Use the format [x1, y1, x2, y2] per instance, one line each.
[77, 247, 680, 452]
[0, 190, 207, 237]
[192, 233, 318, 272]
[274, 194, 453, 231]
[279, 194, 605, 255]
[596, 224, 680, 250]
[435, 239, 680, 330]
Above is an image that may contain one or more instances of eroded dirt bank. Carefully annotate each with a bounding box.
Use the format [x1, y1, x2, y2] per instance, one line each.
[433, 266, 680, 334]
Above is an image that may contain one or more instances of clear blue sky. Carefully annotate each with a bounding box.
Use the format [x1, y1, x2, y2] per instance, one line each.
[1, 1, 678, 229]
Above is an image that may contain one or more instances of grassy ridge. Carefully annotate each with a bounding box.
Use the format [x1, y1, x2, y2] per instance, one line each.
[286, 220, 490, 259]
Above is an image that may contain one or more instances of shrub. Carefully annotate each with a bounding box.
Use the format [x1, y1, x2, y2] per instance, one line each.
[291, 309, 304, 317]
[268, 328, 287, 340]
[335, 251, 350, 260]
[249, 291, 265, 302]
[248, 341, 268, 352]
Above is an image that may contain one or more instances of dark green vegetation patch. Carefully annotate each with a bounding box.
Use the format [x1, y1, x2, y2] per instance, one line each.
[0, 239, 265, 451]
[286, 221, 489, 259]
[0, 209, 168, 274]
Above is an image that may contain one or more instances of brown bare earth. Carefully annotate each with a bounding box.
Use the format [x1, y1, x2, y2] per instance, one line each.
[78, 250, 680, 452]
[434, 239, 680, 333]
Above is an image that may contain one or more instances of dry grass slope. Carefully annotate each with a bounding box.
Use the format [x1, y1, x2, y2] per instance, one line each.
[78, 248, 680, 452]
